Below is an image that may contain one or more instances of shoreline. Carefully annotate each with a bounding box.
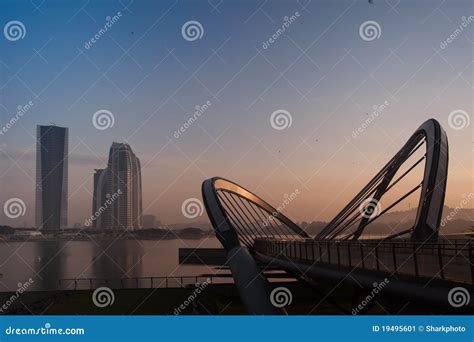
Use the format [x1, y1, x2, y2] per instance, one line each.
[0, 234, 213, 243]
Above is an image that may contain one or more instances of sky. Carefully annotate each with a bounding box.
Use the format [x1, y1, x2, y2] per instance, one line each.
[0, 0, 473, 227]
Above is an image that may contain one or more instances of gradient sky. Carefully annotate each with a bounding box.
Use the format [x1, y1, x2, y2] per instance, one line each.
[0, 0, 473, 227]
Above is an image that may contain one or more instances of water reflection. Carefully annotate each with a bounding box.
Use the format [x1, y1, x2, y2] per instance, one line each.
[35, 241, 66, 291]
[90, 239, 144, 289]
[0, 237, 220, 291]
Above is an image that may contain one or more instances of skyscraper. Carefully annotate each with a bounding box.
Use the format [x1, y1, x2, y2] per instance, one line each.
[35, 125, 68, 230]
[91, 168, 109, 228]
[91, 143, 142, 230]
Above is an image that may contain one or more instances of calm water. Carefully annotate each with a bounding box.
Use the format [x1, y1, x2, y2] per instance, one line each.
[0, 237, 221, 292]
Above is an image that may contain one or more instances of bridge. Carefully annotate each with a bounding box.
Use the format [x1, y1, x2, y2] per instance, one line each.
[201, 119, 473, 314]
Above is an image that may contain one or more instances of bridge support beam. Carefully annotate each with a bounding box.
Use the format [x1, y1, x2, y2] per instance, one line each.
[255, 252, 474, 312]
[226, 246, 284, 315]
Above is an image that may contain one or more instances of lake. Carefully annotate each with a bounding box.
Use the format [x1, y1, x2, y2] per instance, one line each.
[0, 237, 221, 292]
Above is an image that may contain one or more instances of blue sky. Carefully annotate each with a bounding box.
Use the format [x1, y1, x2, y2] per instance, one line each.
[0, 0, 472, 226]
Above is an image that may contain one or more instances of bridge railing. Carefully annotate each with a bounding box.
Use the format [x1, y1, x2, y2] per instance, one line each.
[253, 238, 474, 284]
[57, 275, 224, 290]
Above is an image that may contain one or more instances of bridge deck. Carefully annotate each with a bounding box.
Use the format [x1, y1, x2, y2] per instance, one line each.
[254, 238, 473, 285]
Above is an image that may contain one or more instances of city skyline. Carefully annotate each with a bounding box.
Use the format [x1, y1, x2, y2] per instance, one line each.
[0, 1, 472, 227]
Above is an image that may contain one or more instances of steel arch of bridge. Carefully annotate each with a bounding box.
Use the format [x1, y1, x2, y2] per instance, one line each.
[317, 118, 448, 241]
[202, 177, 309, 251]
[202, 119, 449, 245]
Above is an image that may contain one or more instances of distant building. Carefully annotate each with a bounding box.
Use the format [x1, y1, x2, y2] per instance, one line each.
[142, 215, 156, 228]
[91, 143, 142, 230]
[35, 125, 68, 230]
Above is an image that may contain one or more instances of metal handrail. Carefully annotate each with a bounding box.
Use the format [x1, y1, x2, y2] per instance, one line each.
[257, 238, 472, 254]
[57, 275, 218, 290]
[254, 238, 473, 284]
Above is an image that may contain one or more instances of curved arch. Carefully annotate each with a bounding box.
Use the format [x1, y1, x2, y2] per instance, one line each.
[203, 119, 448, 244]
[316, 119, 448, 241]
[412, 119, 449, 240]
[202, 177, 308, 251]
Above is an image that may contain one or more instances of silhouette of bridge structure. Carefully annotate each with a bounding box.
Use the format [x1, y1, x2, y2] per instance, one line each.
[202, 119, 473, 314]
